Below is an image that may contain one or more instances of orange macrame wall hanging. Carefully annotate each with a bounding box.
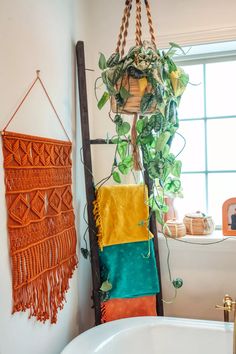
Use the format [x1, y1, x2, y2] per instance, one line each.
[1, 72, 77, 323]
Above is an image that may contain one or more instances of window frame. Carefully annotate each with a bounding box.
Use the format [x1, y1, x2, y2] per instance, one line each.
[174, 49, 236, 228]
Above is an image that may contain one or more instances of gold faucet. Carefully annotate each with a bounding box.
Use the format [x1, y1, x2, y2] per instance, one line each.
[216, 294, 236, 354]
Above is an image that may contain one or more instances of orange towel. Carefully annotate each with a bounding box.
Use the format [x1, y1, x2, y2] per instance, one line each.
[101, 295, 157, 323]
[93, 184, 152, 250]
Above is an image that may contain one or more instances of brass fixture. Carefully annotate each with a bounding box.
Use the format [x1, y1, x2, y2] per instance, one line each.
[216, 294, 236, 354]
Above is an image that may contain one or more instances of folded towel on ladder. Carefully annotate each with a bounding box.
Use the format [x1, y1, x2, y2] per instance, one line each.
[93, 184, 152, 250]
[99, 239, 160, 299]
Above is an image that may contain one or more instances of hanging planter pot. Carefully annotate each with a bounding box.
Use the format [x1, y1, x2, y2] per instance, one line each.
[110, 74, 155, 114]
[98, 0, 163, 115]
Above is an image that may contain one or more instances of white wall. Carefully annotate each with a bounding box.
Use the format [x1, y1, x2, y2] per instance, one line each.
[159, 233, 236, 321]
[0, 1, 93, 353]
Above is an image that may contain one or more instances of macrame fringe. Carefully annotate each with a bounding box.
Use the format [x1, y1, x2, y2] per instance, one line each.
[93, 192, 103, 250]
[101, 301, 107, 323]
[13, 254, 78, 324]
[11, 227, 78, 324]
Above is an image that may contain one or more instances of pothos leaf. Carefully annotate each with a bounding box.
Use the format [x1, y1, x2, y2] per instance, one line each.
[119, 86, 132, 100]
[100, 280, 112, 292]
[168, 100, 177, 124]
[102, 71, 116, 95]
[169, 42, 186, 55]
[107, 52, 120, 67]
[114, 114, 122, 124]
[172, 277, 184, 289]
[163, 144, 170, 158]
[166, 57, 177, 73]
[98, 53, 107, 70]
[147, 161, 160, 179]
[127, 45, 139, 57]
[97, 91, 110, 110]
[148, 195, 159, 211]
[117, 154, 133, 175]
[122, 155, 133, 168]
[155, 132, 171, 152]
[81, 248, 89, 259]
[118, 162, 130, 175]
[140, 93, 155, 114]
[172, 160, 182, 177]
[112, 171, 121, 183]
[155, 210, 164, 225]
[116, 122, 130, 136]
[169, 68, 189, 97]
[155, 84, 164, 104]
[117, 141, 128, 159]
[160, 203, 169, 213]
[111, 136, 120, 144]
[138, 77, 148, 95]
[165, 178, 182, 193]
[136, 119, 144, 133]
[179, 70, 189, 92]
[111, 64, 123, 84]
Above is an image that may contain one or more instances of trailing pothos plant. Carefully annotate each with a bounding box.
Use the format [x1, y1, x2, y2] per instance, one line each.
[96, 41, 189, 226]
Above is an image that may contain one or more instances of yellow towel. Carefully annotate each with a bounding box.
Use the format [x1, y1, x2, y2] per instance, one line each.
[93, 184, 152, 250]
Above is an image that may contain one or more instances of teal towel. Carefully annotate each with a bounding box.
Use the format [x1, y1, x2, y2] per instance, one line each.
[99, 239, 160, 299]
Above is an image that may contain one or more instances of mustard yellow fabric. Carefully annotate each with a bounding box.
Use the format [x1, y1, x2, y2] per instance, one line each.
[93, 184, 152, 249]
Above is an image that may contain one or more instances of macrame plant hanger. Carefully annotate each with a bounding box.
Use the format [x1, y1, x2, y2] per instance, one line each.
[114, 0, 157, 171]
[75, 0, 164, 326]
[2, 70, 71, 141]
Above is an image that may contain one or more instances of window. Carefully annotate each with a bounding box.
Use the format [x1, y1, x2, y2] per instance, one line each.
[172, 50, 236, 227]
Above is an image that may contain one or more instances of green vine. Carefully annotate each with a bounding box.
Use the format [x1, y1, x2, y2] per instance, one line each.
[96, 41, 189, 225]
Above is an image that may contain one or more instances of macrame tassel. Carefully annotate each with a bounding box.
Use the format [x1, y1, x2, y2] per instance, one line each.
[101, 302, 107, 323]
[11, 227, 78, 323]
[13, 255, 78, 323]
[131, 113, 141, 171]
[93, 193, 104, 250]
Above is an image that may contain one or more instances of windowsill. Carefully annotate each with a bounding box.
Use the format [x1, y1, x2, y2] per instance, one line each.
[158, 230, 236, 251]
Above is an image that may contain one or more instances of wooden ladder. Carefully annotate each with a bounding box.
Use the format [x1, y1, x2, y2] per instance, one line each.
[76, 40, 163, 325]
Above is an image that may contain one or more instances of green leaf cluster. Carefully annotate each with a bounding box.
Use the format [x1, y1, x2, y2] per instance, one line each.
[96, 42, 189, 225]
[96, 43, 188, 114]
[111, 115, 133, 183]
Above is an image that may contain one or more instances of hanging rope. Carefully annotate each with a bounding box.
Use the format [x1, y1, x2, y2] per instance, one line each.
[116, 0, 132, 55]
[115, 0, 157, 57]
[120, 1, 132, 57]
[2, 70, 71, 141]
[144, 0, 157, 48]
[135, 0, 142, 47]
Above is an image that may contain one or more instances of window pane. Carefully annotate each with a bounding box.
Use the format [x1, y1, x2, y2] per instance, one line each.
[207, 118, 236, 170]
[178, 64, 204, 119]
[171, 120, 205, 171]
[208, 173, 236, 225]
[206, 60, 236, 117]
[175, 174, 206, 220]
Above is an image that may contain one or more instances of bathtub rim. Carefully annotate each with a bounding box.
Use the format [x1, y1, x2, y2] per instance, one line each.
[61, 316, 233, 353]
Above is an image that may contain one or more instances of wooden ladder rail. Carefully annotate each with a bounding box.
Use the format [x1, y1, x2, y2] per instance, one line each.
[76, 40, 164, 325]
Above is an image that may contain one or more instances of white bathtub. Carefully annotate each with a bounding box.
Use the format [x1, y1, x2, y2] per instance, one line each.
[61, 316, 233, 354]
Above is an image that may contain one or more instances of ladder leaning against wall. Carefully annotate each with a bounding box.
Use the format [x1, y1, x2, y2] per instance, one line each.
[76, 40, 164, 325]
